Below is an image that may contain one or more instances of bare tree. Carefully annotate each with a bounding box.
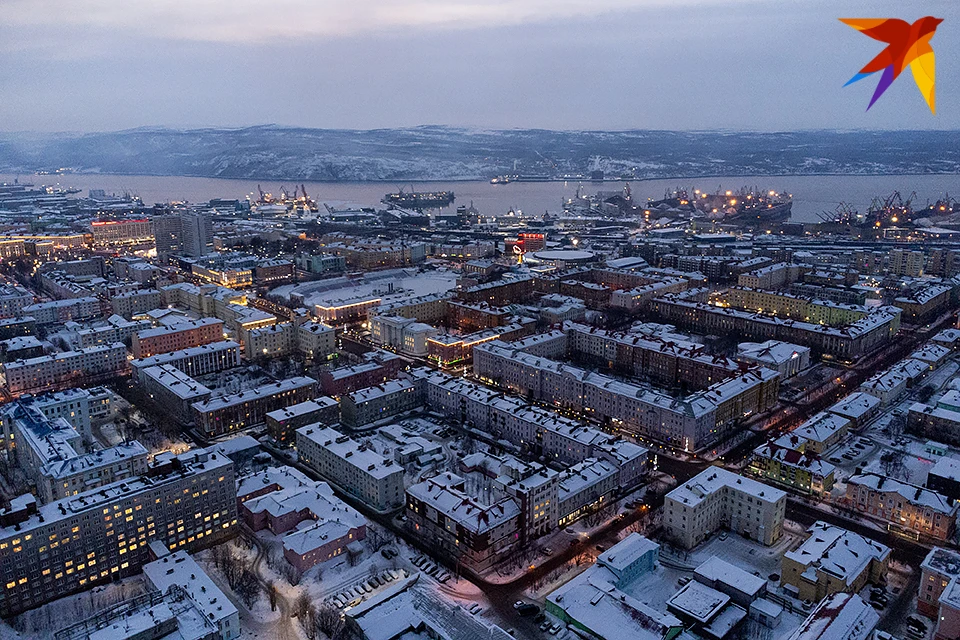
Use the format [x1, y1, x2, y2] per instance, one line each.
[315, 604, 347, 640]
[235, 569, 261, 608]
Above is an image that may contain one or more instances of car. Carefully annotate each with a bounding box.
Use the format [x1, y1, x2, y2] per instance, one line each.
[543, 547, 553, 554]
[514, 601, 525, 610]
[678, 576, 691, 586]
[907, 616, 927, 631]
[595, 545, 607, 552]
[516, 603, 540, 617]
[829, 457, 842, 463]
[540, 621, 552, 632]
[719, 532, 728, 541]
[550, 624, 562, 635]
[870, 600, 884, 610]
[534, 613, 546, 623]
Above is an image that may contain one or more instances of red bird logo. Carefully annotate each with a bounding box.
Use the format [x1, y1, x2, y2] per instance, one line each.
[841, 16, 942, 113]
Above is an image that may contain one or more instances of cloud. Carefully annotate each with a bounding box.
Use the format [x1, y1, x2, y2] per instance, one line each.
[4, 0, 760, 42]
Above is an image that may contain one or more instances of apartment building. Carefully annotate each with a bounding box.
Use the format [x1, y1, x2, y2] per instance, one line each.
[110, 289, 162, 319]
[77, 315, 152, 349]
[192, 377, 317, 438]
[664, 467, 786, 549]
[266, 398, 340, 447]
[340, 379, 421, 429]
[244, 322, 295, 359]
[918, 547, 960, 620]
[406, 472, 520, 572]
[781, 522, 890, 602]
[296, 425, 404, 511]
[0, 285, 33, 318]
[2, 343, 128, 395]
[297, 320, 336, 360]
[22, 296, 102, 325]
[141, 364, 213, 425]
[132, 317, 225, 358]
[410, 367, 649, 479]
[318, 351, 404, 396]
[651, 292, 901, 361]
[737, 340, 811, 379]
[845, 472, 958, 541]
[473, 340, 779, 453]
[370, 315, 437, 356]
[749, 436, 835, 496]
[131, 340, 241, 382]
[89, 218, 154, 247]
[0, 447, 238, 616]
[143, 551, 240, 640]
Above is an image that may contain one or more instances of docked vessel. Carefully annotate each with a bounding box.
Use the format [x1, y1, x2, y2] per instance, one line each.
[647, 186, 793, 223]
[382, 188, 455, 209]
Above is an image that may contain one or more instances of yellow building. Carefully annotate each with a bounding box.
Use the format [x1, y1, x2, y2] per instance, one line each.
[782, 522, 889, 602]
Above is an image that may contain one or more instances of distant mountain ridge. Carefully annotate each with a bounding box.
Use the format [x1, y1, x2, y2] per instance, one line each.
[0, 126, 958, 182]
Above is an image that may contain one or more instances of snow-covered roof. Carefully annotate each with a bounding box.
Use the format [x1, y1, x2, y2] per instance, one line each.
[847, 472, 958, 516]
[783, 522, 889, 587]
[667, 467, 785, 508]
[694, 556, 767, 597]
[787, 592, 878, 640]
[143, 551, 237, 632]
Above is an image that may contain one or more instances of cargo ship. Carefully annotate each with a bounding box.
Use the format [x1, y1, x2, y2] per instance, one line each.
[382, 188, 455, 209]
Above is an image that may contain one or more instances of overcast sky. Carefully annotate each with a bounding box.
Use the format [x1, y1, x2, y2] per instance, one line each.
[1, 0, 957, 132]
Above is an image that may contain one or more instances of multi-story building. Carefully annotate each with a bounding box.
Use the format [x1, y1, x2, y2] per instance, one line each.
[789, 593, 879, 640]
[89, 218, 154, 247]
[132, 317, 225, 358]
[0, 447, 238, 616]
[918, 547, 960, 620]
[426, 321, 533, 367]
[845, 472, 958, 540]
[110, 289, 162, 319]
[664, 467, 786, 549]
[737, 262, 802, 290]
[1, 397, 148, 503]
[237, 466, 365, 572]
[297, 320, 336, 361]
[340, 379, 421, 429]
[3, 386, 112, 443]
[375, 293, 449, 325]
[77, 315, 151, 349]
[143, 550, 240, 640]
[179, 211, 214, 257]
[244, 322, 295, 359]
[266, 398, 339, 446]
[192, 376, 317, 438]
[827, 391, 881, 428]
[294, 253, 345, 274]
[410, 367, 649, 478]
[0, 335, 44, 362]
[1, 343, 128, 395]
[889, 249, 925, 277]
[0, 317, 35, 341]
[0, 285, 33, 319]
[908, 402, 960, 447]
[781, 522, 890, 602]
[254, 259, 294, 283]
[790, 411, 852, 454]
[652, 291, 901, 361]
[406, 472, 520, 572]
[927, 456, 960, 503]
[130, 340, 241, 382]
[370, 315, 437, 356]
[564, 321, 742, 389]
[556, 458, 619, 527]
[296, 425, 405, 511]
[474, 340, 779, 453]
[22, 296, 102, 325]
[749, 436, 835, 496]
[141, 364, 213, 425]
[318, 352, 404, 396]
[737, 340, 811, 379]
[894, 284, 953, 324]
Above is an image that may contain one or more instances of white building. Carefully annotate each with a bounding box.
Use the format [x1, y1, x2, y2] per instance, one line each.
[737, 340, 811, 379]
[1, 342, 128, 394]
[664, 467, 786, 549]
[131, 340, 241, 382]
[297, 320, 336, 360]
[144, 550, 240, 640]
[370, 315, 437, 356]
[296, 424, 405, 511]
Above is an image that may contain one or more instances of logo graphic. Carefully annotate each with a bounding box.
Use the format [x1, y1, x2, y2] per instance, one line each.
[841, 17, 942, 113]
